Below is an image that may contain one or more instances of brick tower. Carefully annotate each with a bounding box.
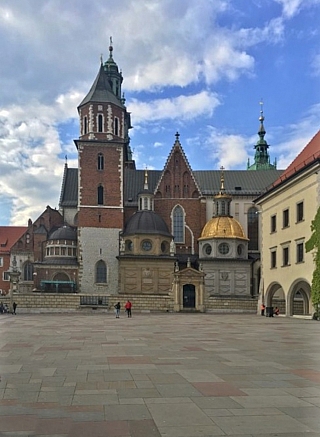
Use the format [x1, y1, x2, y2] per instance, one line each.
[75, 38, 133, 293]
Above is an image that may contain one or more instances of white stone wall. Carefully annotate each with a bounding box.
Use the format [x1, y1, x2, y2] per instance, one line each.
[78, 227, 121, 294]
[202, 260, 251, 297]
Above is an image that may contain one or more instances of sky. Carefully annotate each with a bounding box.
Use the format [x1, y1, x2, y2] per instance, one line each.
[0, 0, 320, 226]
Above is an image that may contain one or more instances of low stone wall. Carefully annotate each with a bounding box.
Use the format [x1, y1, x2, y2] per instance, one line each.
[0, 293, 257, 314]
[205, 296, 258, 313]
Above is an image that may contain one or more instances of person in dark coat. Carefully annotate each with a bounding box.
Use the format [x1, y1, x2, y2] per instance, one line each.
[114, 302, 121, 318]
[12, 302, 17, 315]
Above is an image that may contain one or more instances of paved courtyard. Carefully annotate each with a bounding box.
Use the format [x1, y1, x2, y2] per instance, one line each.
[0, 312, 320, 437]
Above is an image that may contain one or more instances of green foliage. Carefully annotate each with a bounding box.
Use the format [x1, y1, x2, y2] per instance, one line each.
[306, 207, 320, 315]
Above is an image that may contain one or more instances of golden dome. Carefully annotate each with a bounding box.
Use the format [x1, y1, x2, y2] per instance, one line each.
[199, 216, 248, 240]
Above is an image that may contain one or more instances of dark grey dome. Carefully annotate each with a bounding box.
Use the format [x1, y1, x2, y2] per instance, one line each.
[50, 225, 77, 241]
[123, 211, 172, 237]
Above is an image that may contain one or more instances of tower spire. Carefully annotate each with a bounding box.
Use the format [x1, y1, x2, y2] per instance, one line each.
[247, 100, 277, 171]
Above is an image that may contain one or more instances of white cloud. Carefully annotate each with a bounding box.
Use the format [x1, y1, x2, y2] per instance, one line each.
[0, 90, 79, 225]
[128, 91, 220, 125]
[274, 0, 320, 18]
[204, 128, 249, 169]
[311, 53, 320, 76]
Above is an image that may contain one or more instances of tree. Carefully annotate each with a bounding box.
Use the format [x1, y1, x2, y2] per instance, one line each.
[305, 206, 320, 319]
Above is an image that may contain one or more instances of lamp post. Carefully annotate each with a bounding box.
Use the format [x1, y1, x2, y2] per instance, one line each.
[8, 255, 21, 313]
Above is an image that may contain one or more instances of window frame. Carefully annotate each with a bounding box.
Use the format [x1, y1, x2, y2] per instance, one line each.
[271, 214, 276, 233]
[172, 205, 185, 243]
[296, 201, 304, 223]
[283, 208, 289, 228]
[282, 246, 289, 267]
[296, 242, 304, 263]
[271, 250, 277, 268]
[97, 185, 104, 205]
[95, 260, 107, 284]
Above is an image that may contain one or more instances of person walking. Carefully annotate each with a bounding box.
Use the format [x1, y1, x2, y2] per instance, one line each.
[260, 303, 265, 316]
[125, 300, 132, 318]
[114, 302, 121, 318]
[12, 302, 17, 315]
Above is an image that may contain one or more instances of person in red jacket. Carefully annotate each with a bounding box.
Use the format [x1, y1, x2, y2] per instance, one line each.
[125, 300, 132, 318]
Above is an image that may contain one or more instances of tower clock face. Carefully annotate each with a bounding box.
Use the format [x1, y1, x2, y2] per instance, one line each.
[142, 240, 152, 251]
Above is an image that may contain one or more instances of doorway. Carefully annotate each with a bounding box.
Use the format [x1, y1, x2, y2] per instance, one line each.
[183, 284, 195, 308]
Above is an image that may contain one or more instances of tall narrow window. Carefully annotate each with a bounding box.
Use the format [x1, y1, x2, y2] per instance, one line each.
[98, 114, 103, 132]
[172, 205, 184, 243]
[84, 116, 88, 134]
[283, 247, 289, 266]
[24, 261, 33, 281]
[271, 250, 277, 268]
[97, 153, 104, 170]
[96, 260, 107, 283]
[114, 117, 119, 136]
[271, 215, 276, 233]
[248, 207, 258, 250]
[297, 202, 304, 222]
[296, 243, 304, 263]
[283, 208, 289, 228]
[97, 185, 104, 205]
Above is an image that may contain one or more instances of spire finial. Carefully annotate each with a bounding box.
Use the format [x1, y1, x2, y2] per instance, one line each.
[100, 53, 103, 65]
[220, 165, 225, 192]
[109, 36, 113, 59]
[259, 98, 264, 122]
[144, 167, 149, 190]
[175, 132, 180, 142]
[65, 155, 68, 166]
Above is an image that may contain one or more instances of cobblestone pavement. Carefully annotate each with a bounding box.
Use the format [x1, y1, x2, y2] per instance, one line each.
[0, 312, 320, 436]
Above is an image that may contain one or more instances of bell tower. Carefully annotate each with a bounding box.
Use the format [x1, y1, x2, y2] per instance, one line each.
[75, 38, 133, 293]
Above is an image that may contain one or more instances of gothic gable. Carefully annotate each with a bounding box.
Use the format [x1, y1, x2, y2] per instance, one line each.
[154, 134, 202, 199]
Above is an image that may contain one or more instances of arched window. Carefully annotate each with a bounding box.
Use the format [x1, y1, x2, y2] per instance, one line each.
[84, 116, 88, 135]
[248, 206, 258, 250]
[114, 117, 119, 136]
[172, 205, 184, 243]
[97, 185, 104, 205]
[24, 261, 33, 281]
[97, 153, 104, 170]
[98, 114, 103, 132]
[96, 260, 107, 283]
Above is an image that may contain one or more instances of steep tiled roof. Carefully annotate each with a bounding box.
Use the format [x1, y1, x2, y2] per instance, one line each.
[59, 168, 78, 207]
[271, 130, 320, 188]
[0, 227, 27, 254]
[78, 64, 124, 108]
[60, 167, 283, 208]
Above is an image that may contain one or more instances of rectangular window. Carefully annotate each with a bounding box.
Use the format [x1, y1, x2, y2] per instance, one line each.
[61, 247, 66, 256]
[283, 209, 289, 228]
[0, 257, 3, 267]
[271, 215, 276, 233]
[271, 250, 277, 268]
[297, 243, 304, 263]
[283, 247, 289, 266]
[297, 202, 304, 222]
[3, 271, 9, 281]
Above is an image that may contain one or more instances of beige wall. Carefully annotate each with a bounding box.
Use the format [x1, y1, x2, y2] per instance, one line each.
[257, 166, 320, 315]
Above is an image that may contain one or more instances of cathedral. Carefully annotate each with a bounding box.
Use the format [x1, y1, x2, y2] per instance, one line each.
[0, 42, 284, 313]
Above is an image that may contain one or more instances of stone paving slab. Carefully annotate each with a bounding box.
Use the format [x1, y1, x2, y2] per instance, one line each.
[0, 313, 320, 436]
